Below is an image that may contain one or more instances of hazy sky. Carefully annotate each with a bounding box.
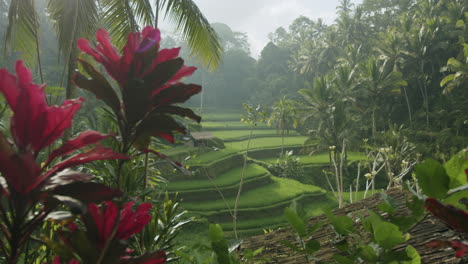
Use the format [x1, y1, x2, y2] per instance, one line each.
[168, 0, 362, 57]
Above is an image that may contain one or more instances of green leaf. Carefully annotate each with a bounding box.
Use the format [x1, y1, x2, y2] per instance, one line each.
[378, 193, 399, 215]
[324, 208, 355, 236]
[333, 254, 354, 264]
[209, 224, 231, 264]
[372, 220, 407, 249]
[160, 0, 222, 70]
[358, 245, 378, 262]
[444, 149, 468, 188]
[440, 74, 455, 87]
[284, 207, 307, 237]
[456, 19, 465, 29]
[334, 239, 349, 252]
[415, 159, 450, 199]
[403, 245, 421, 264]
[305, 239, 320, 255]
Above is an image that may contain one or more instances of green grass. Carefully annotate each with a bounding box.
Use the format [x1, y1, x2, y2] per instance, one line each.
[182, 176, 325, 211]
[225, 136, 308, 151]
[212, 129, 298, 140]
[185, 147, 239, 165]
[201, 121, 269, 130]
[201, 112, 242, 121]
[167, 164, 268, 191]
[261, 152, 366, 165]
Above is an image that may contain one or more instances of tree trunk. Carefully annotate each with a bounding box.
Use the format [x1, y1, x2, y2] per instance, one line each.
[63, 48, 79, 140]
[402, 86, 412, 126]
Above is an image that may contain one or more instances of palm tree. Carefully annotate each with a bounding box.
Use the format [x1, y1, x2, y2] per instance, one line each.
[376, 28, 413, 125]
[359, 56, 407, 139]
[268, 96, 298, 153]
[4, 0, 222, 98]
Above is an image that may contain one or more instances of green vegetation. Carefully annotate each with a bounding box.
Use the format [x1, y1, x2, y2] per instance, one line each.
[201, 121, 269, 130]
[167, 164, 268, 191]
[2, 0, 467, 261]
[261, 152, 366, 165]
[201, 111, 242, 121]
[212, 129, 298, 140]
[185, 148, 239, 165]
[226, 136, 308, 150]
[182, 176, 325, 211]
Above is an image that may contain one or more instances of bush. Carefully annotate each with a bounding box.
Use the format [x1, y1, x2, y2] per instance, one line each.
[268, 151, 305, 179]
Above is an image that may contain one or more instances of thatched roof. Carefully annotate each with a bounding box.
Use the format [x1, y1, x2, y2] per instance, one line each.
[240, 189, 467, 263]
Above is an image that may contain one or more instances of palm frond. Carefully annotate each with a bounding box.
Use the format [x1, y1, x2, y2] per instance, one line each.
[47, 0, 99, 58]
[160, 0, 222, 70]
[101, 0, 153, 49]
[4, 0, 39, 68]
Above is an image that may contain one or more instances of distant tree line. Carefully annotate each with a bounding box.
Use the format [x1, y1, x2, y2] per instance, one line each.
[187, 0, 467, 157]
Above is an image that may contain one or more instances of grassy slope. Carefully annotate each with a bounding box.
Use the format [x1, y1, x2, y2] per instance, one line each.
[183, 176, 325, 211]
[167, 164, 268, 191]
[225, 136, 308, 150]
[212, 129, 298, 140]
[200, 109, 241, 121]
[261, 152, 366, 165]
[185, 147, 239, 165]
[202, 121, 269, 130]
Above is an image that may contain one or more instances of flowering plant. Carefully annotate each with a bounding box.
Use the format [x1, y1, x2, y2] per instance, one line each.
[74, 26, 201, 152]
[48, 201, 166, 264]
[73, 26, 201, 187]
[0, 61, 129, 262]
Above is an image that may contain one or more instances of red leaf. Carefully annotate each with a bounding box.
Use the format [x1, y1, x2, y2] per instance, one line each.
[50, 182, 122, 204]
[88, 201, 119, 248]
[144, 149, 190, 175]
[45, 131, 112, 167]
[152, 83, 201, 107]
[154, 48, 180, 65]
[88, 201, 151, 247]
[44, 147, 130, 182]
[73, 60, 122, 115]
[425, 198, 468, 233]
[0, 152, 42, 195]
[427, 240, 468, 258]
[45, 169, 93, 189]
[167, 66, 197, 84]
[116, 202, 152, 240]
[152, 105, 201, 123]
[1, 61, 84, 153]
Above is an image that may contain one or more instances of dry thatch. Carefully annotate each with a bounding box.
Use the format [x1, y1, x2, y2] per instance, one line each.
[240, 189, 467, 263]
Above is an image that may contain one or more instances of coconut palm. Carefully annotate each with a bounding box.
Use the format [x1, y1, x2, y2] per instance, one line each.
[359, 56, 407, 139]
[268, 96, 298, 153]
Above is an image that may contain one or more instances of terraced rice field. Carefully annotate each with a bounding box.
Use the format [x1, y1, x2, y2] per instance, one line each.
[165, 110, 363, 236]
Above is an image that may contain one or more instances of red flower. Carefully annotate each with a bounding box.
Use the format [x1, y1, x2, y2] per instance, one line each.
[0, 61, 129, 195]
[74, 26, 201, 148]
[88, 201, 152, 247]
